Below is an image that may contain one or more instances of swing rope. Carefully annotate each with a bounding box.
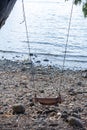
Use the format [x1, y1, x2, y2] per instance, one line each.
[21, 0, 74, 105]
[22, 0, 31, 62]
[58, 0, 74, 94]
[62, 0, 74, 71]
[21, 0, 35, 93]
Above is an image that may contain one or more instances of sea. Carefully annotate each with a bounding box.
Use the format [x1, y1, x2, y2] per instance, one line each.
[0, 0, 87, 70]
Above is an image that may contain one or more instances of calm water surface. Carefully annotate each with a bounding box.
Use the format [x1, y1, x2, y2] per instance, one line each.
[0, 0, 87, 70]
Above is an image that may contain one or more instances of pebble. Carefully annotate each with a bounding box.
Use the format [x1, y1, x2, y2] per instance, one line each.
[39, 90, 44, 93]
[49, 123, 59, 127]
[36, 60, 41, 63]
[68, 88, 76, 96]
[29, 102, 34, 107]
[0, 111, 4, 114]
[82, 72, 87, 78]
[61, 111, 69, 121]
[21, 67, 27, 71]
[43, 59, 49, 62]
[77, 81, 82, 86]
[42, 109, 57, 115]
[72, 107, 83, 113]
[12, 104, 25, 114]
[68, 116, 84, 128]
[15, 84, 19, 87]
[84, 104, 87, 107]
[71, 113, 81, 119]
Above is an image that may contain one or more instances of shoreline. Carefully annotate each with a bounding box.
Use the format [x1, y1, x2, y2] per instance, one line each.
[0, 59, 87, 129]
[0, 59, 87, 71]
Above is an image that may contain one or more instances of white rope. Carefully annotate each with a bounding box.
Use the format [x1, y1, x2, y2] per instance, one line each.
[21, 0, 31, 62]
[21, 0, 36, 95]
[58, 0, 74, 94]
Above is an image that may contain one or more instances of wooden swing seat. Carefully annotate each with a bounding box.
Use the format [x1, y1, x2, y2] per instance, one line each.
[33, 94, 62, 105]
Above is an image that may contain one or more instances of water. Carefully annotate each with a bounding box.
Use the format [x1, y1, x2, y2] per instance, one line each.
[0, 0, 87, 70]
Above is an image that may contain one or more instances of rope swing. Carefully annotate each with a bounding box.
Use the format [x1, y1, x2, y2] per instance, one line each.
[21, 0, 74, 105]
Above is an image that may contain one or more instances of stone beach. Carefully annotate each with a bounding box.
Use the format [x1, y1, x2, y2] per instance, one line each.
[0, 59, 87, 130]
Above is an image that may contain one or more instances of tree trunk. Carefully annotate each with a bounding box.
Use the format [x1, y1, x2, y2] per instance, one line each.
[0, 0, 17, 28]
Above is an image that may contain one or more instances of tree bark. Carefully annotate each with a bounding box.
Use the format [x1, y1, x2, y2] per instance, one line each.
[0, 0, 17, 28]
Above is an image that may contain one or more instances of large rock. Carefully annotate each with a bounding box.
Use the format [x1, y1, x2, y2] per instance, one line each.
[68, 116, 85, 129]
[12, 104, 25, 114]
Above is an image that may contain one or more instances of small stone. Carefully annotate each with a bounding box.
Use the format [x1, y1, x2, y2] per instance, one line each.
[43, 109, 57, 115]
[29, 98, 33, 102]
[0, 111, 4, 114]
[68, 116, 84, 128]
[12, 104, 25, 114]
[43, 59, 49, 62]
[82, 72, 87, 78]
[61, 111, 69, 121]
[57, 112, 61, 117]
[15, 84, 19, 87]
[49, 123, 59, 127]
[71, 113, 81, 119]
[68, 88, 76, 96]
[30, 53, 33, 56]
[73, 107, 83, 113]
[77, 81, 82, 86]
[49, 112, 56, 117]
[39, 90, 44, 93]
[30, 102, 34, 107]
[84, 104, 87, 107]
[21, 67, 27, 71]
[36, 60, 41, 63]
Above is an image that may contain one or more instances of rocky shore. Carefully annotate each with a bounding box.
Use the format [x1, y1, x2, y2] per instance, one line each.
[0, 59, 87, 130]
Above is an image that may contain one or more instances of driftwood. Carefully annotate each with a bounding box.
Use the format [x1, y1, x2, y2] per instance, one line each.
[0, 0, 17, 28]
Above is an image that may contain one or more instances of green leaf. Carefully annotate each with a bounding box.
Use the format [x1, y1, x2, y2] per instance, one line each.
[82, 2, 87, 17]
[74, 0, 82, 5]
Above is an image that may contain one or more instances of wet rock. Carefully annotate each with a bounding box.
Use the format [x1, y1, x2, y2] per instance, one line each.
[36, 60, 41, 63]
[12, 104, 25, 114]
[30, 53, 33, 56]
[68, 116, 84, 128]
[43, 59, 49, 62]
[24, 61, 32, 65]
